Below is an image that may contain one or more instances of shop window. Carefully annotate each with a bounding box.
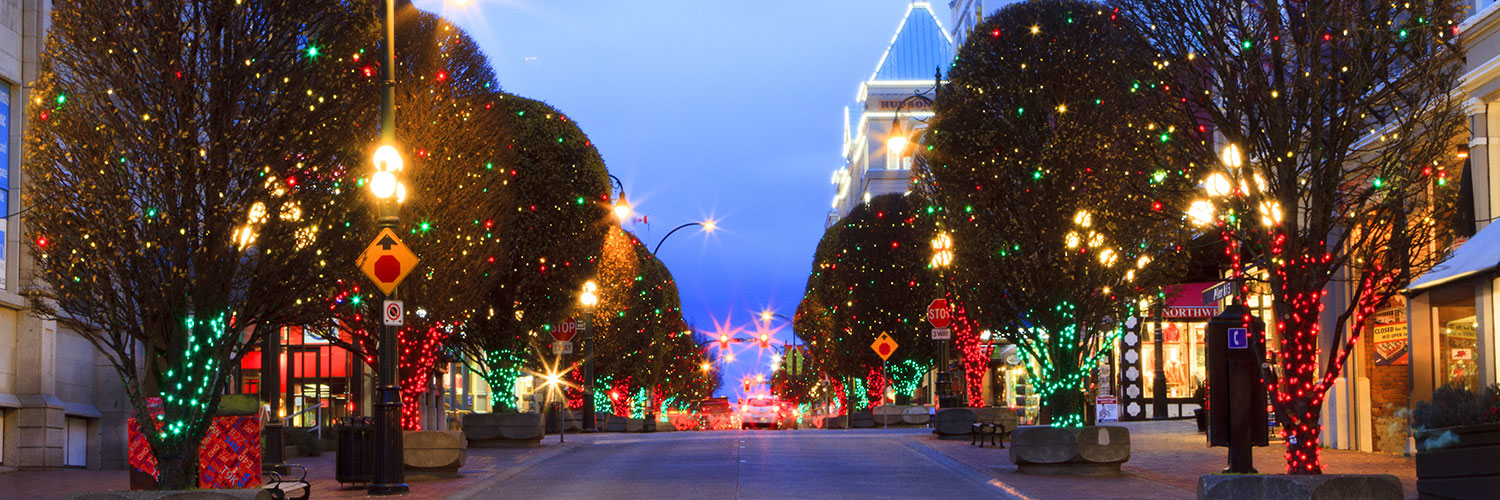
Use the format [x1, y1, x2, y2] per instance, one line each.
[1430, 284, 1479, 389]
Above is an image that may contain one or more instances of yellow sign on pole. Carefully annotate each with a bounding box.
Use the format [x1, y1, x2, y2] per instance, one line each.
[871, 332, 898, 361]
[357, 228, 419, 295]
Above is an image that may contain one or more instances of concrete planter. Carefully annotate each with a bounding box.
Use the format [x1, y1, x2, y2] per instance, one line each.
[822, 415, 847, 429]
[933, 409, 976, 440]
[462, 412, 544, 448]
[872, 405, 905, 426]
[1009, 425, 1129, 476]
[1414, 423, 1500, 499]
[1197, 474, 1401, 500]
[72, 491, 271, 500]
[902, 406, 932, 426]
[849, 410, 876, 428]
[403, 430, 467, 479]
[603, 415, 629, 432]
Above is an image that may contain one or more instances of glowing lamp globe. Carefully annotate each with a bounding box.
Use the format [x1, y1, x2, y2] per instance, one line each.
[613, 194, 632, 221]
[373, 145, 404, 172]
[1206, 173, 1232, 197]
[580, 280, 599, 308]
[887, 135, 908, 156]
[369, 171, 398, 199]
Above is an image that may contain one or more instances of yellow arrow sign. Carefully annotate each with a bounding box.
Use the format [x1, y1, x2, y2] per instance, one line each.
[871, 332, 898, 361]
[357, 228, 419, 295]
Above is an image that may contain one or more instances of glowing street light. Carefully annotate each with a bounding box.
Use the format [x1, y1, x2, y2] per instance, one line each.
[930, 232, 954, 268]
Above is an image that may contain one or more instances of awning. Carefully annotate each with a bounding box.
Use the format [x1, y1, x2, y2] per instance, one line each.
[1161, 282, 1219, 319]
[1406, 220, 1500, 293]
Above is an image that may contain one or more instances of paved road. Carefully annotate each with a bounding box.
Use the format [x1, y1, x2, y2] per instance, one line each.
[449, 429, 1016, 500]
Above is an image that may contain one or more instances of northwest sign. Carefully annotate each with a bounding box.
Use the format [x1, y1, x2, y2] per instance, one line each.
[871, 333, 898, 361]
[382, 300, 403, 326]
[926, 299, 951, 328]
[357, 228, 419, 295]
[553, 317, 578, 342]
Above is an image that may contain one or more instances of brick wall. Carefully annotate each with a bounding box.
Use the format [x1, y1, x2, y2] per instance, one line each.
[1361, 299, 1410, 454]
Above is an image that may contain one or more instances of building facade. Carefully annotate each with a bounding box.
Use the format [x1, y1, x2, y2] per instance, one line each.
[829, 2, 953, 225]
[1398, 0, 1500, 451]
[0, 0, 131, 471]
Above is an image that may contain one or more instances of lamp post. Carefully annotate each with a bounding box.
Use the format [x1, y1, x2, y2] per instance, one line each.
[651, 220, 717, 255]
[930, 232, 954, 408]
[579, 281, 599, 432]
[368, 0, 408, 494]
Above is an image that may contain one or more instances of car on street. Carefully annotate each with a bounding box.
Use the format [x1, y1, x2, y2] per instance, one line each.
[740, 396, 782, 429]
[698, 397, 734, 430]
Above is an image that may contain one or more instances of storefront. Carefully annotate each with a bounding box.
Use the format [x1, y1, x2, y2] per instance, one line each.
[1406, 220, 1500, 426]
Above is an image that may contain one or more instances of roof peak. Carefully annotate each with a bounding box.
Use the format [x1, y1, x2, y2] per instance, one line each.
[869, 2, 954, 83]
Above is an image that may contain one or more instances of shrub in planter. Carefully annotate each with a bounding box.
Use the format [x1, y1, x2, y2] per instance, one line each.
[1411, 384, 1500, 500]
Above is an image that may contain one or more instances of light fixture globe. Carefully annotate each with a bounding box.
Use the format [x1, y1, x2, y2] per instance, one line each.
[887, 135, 908, 156]
[369, 171, 398, 199]
[612, 194, 632, 221]
[373, 144, 404, 173]
[580, 280, 599, 308]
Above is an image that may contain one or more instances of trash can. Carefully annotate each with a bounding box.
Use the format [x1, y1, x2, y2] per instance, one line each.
[335, 416, 374, 485]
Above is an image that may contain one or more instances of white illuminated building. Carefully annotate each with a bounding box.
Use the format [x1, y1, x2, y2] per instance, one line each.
[829, 2, 953, 225]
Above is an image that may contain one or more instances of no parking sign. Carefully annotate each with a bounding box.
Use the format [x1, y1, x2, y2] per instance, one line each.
[383, 300, 403, 326]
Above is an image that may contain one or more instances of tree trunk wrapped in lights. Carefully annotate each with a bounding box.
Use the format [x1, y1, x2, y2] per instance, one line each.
[1114, 0, 1466, 473]
[24, 1, 382, 488]
[919, 0, 1201, 427]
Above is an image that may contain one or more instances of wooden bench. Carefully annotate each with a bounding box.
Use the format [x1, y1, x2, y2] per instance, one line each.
[263, 463, 309, 500]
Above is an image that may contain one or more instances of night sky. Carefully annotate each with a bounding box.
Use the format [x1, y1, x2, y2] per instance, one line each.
[414, 0, 938, 397]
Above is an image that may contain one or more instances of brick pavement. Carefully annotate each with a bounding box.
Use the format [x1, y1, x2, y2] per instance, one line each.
[0, 436, 576, 500]
[914, 419, 1418, 500]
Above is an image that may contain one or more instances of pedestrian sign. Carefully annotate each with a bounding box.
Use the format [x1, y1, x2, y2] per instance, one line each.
[871, 333, 898, 361]
[357, 228, 419, 295]
[1228, 328, 1248, 349]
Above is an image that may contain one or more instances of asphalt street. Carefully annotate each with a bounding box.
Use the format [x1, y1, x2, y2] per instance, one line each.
[448, 428, 1017, 500]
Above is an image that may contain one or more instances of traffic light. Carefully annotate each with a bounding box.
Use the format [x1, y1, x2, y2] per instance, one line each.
[720, 334, 729, 350]
[743, 379, 751, 392]
[759, 333, 769, 348]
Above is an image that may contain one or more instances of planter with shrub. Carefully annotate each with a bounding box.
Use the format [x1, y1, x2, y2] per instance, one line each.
[1411, 384, 1500, 499]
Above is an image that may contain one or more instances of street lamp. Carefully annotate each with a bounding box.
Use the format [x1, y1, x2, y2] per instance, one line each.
[369, 0, 407, 494]
[931, 232, 954, 408]
[651, 220, 718, 255]
[608, 174, 631, 222]
[579, 280, 599, 432]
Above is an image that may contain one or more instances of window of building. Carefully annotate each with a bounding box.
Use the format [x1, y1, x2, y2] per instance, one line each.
[1431, 286, 1479, 390]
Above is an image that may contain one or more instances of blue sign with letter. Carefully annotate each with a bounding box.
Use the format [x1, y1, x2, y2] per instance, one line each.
[1228, 328, 1248, 349]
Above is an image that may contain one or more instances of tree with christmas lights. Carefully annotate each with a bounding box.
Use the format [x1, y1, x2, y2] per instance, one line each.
[23, 1, 380, 489]
[1113, 0, 1466, 472]
[458, 92, 612, 412]
[920, 0, 1201, 426]
[794, 194, 940, 409]
[316, 5, 510, 430]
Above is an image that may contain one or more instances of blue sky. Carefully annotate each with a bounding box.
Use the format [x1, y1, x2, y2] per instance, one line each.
[414, 0, 945, 396]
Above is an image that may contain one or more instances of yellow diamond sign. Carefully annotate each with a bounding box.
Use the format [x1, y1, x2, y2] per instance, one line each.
[357, 228, 419, 295]
[871, 332, 898, 361]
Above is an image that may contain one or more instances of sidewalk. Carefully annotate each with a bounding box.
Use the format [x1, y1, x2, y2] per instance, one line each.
[3, 436, 578, 500]
[913, 419, 1417, 500]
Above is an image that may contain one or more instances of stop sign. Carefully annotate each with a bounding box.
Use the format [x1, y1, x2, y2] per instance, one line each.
[552, 317, 577, 342]
[927, 299, 951, 328]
